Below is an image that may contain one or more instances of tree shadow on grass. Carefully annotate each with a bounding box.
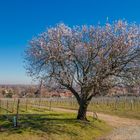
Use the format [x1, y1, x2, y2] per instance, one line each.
[0, 113, 83, 137]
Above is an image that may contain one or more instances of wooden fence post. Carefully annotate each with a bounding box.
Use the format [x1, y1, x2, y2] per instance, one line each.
[0, 99, 1, 114]
[26, 99, 28, 112]
[12, 98, 15, 113]
[15, 98, 20, 127]
[6, 100, 9, 120]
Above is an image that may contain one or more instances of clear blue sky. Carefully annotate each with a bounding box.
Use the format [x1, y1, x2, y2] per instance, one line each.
[0, 0, 140, 84]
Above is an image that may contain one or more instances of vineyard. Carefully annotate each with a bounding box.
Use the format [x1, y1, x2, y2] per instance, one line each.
[0, 96, 140, 122]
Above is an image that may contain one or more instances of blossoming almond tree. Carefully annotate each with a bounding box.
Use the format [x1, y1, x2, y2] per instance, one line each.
[25, 21, 140, 120]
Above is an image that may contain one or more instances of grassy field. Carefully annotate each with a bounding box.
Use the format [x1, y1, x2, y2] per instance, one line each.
[0, 107, 111, 140]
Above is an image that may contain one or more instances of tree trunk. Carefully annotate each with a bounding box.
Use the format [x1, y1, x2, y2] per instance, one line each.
[77, 100, 88, 121]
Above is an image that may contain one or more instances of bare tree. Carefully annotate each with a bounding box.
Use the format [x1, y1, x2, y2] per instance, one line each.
[25, 21, 140, 120]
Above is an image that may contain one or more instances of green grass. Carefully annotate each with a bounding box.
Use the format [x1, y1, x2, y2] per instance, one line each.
[0, 108, 111, 140]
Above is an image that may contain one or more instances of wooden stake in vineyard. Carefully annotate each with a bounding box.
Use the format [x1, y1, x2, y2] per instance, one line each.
[12, 98, 15, 113]
[0, 99, 1, 114]
[14, 98, 20, 127]
[26, 99, 28, 112]
[6, 100, 9, 120]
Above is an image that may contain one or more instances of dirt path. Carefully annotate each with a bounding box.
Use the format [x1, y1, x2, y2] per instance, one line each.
[52, 107, 140, 140]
